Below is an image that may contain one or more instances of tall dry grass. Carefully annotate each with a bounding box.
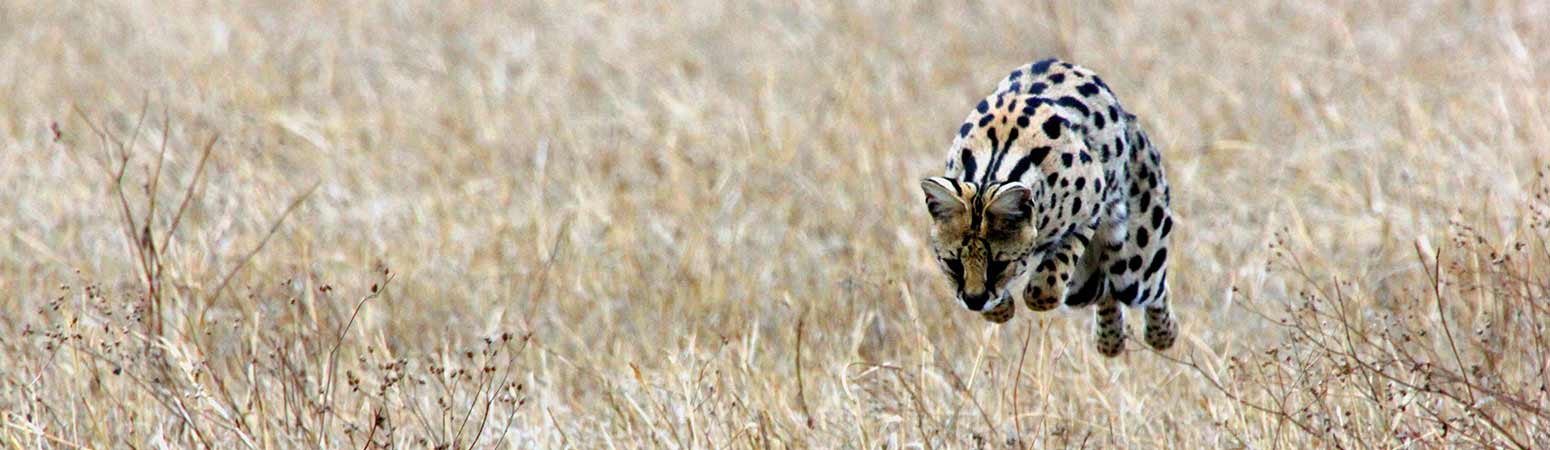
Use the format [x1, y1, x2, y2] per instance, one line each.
[2, 1, 1549, 448]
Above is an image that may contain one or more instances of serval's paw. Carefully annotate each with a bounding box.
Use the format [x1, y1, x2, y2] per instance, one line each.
[1095, 300, 1126, 357]
[980, 298, 1015, 324]
[1144, 304, 1177, 350]
[1024, 269, 1068, 311]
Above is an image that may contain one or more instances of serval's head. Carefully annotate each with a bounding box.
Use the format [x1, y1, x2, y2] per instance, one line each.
[920, 177, 1040, 313]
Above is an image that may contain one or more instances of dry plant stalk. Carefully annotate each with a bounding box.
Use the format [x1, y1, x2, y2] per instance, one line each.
[1168, 184, 1550, 448]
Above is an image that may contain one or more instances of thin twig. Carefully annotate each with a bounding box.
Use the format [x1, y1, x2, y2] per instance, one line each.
[360, 407, 381, 450]
[794, 308, 812, 428]
[206, 181, 319, 307]
[161, 134, 219, 260]
[319, 272, 394, 446]
[1012, 319, 1034, 449]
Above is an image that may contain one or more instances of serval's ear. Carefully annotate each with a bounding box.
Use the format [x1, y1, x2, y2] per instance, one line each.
[920, 177, 967, 222]
[985, 182, 1034, 229]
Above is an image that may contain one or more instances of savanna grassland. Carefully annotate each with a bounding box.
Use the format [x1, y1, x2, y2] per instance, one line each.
[3, 1, 1550, 448]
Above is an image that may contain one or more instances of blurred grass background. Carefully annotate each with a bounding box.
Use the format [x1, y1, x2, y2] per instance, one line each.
[2, 1, 1548, 448]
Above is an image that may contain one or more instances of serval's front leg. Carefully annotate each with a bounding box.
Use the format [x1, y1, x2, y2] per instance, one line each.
[979, 297, 1016, 323]
[1024, 226, 1095, 311]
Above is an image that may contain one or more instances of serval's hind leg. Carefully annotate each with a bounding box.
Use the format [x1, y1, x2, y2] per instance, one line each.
[1094, 295, 1126, 357]
[1143, 277, 1178, 350]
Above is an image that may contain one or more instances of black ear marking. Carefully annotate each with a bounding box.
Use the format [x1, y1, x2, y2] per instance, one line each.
[921, 177, 967, 221]
[984, 182, 1034, 235]
[986, 182, 1032, 221]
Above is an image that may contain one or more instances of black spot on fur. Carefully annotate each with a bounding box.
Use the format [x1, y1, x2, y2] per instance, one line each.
[960, 148, 977, 178]
[1026, 146, 1051, 167]
[1159, 216, 1173, 238]
[1076, 83, 1100, 97]
[1030, 59, 1056, 75]
[1055, 97, 1090, 117]
[984, 133, 1001, 183]
[1049, 73, 1066, 84]
[1066, 276, 1103, 306]
[1060, 153, 1073, 167]
[958, 122, 972, 137]
[1029, 82, 1047, 95]
[1151, 205, 1165, 228]
[1115, 283, 1138, 304]
[976, 99, 989, 113]
[1135, 226, 1149, 247]
[1128, 255, 1143, 271]
[1042, 116, 1064, 139]
[1074, 177, 1086, 190]
[1016, 115, 1030, 128]
[1145, 248, 1168, 276]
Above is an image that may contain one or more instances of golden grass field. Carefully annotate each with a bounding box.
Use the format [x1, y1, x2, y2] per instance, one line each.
[3, 1, 1550, 448]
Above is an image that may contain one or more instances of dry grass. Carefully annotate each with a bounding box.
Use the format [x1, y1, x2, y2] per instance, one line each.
[3, 1, 1550, 448]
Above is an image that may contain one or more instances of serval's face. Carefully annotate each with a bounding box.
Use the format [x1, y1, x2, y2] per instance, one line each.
[920, 177, 1039, 312]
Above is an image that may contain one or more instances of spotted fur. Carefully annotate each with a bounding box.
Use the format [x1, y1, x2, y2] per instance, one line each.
[921, 58, 1177, 356]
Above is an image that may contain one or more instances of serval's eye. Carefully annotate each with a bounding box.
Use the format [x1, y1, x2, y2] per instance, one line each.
[942, 258, 964, 279]
[987, 259, 1011, 278]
